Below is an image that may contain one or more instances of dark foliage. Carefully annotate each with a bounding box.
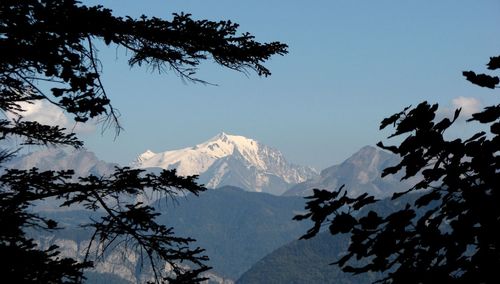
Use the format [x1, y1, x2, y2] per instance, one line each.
[1, 0, 287, 283]
[296, 57, 499, 283]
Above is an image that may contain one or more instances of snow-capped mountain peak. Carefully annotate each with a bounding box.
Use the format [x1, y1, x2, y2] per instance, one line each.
[134, 132, 258, 176]
[133, 133, 318, 195]
[283, 145, 418, 198]
[208, 132, 264, 168]
[137, 149, 156, 161]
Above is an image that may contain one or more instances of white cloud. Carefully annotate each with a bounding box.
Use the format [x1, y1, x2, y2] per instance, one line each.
[5, 100, 96, 134]
[451, 96, 481, 117]
[438, 96, 482, 120]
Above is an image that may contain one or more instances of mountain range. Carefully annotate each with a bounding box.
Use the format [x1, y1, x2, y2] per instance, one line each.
[34, 186, 312, 283]
[284, 145, 414, 198]
[4, 133, 420, 283]
[2, 147, 117, 177]
[237, 232, 373, 284]
[156, 186, 311, 280]
[4, 134, 411, 200]
[133, 132, 318, 195]
[237, 192, 424, 283]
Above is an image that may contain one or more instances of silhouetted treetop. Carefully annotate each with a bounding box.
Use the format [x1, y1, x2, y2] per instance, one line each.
[462, 56, 500, 89]
[1, 0, 287, 129]
[1, 1, 288, 283]
[296, 56, 499, 283]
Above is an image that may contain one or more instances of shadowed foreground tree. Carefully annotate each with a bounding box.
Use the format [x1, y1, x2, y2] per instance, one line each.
[295, 56, 499, 283]
[0, 0, 287, 283]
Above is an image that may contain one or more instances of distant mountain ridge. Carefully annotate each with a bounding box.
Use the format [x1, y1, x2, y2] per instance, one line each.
[284, 146, 415, 198]
[156, 186, 311, 280]
[2, 147, 117, 177]
[7, 143, 423, 282]
[34, 186, 311, 283]
[236, 232, 374, 284]
[133, 133, 318, 195]
[4, 142, 413, 199]
[237, 192, 425, 283]
[2, 148, 119, 211]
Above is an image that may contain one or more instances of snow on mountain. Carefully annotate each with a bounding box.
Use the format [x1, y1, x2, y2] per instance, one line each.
[3, 147, 118, 177]
[133, 132, 318, 195]
[2, 147, 120, 211]
[283, 145, 418, 198]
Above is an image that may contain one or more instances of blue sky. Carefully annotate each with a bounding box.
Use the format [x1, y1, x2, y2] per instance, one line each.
[75, 0, 500, 169]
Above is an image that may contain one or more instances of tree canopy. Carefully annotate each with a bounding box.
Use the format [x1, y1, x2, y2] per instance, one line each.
[295, 56, 499, 283]
[0, 0, 287, 283]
